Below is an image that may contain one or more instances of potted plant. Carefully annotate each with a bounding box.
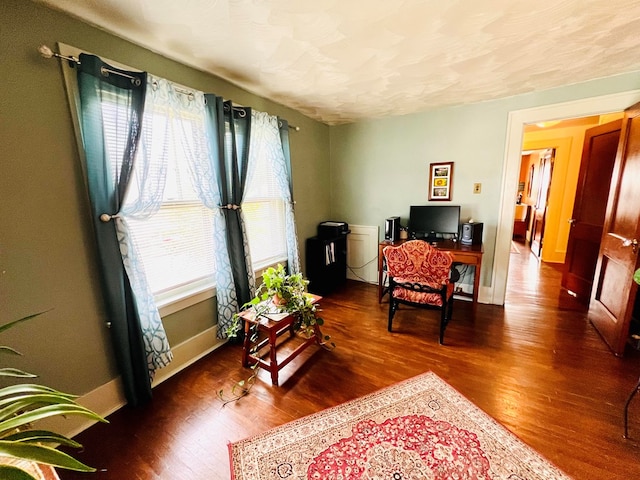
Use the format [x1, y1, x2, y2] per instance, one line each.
[226, 264, 331, 341]
[219, 265, 333, 404]
[0, 312, 106, 480]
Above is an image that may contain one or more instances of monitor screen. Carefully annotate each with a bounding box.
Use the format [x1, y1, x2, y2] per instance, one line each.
[409, 205, 461, 239]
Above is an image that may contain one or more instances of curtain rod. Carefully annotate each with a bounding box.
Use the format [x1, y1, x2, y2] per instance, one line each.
[38, 44, 300, 131]
[38, 44, 79, 65]
[39, 44, 140, 86]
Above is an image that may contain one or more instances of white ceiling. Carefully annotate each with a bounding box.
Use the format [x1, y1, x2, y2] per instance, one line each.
[35, 0, 640, 125]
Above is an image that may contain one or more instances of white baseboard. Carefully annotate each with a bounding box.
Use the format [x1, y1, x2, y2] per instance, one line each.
[37, 325, 225, 439]
[152, 325, 223, 387]
[478, 285, 491, 304]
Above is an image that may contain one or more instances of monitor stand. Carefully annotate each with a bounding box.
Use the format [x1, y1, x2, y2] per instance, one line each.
[412, 232, 441, 243]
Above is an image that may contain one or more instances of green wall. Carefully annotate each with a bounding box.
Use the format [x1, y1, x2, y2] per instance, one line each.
[0, 0, 330, 396]
[330, 73, 640, 289]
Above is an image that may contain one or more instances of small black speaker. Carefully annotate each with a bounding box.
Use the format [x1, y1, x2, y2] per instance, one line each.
[460, 222, 483, 245]
[385, 216, 401, 242]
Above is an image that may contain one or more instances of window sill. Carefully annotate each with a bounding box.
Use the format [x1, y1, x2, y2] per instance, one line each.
[157, 283, 216, 318]
[156, 257, 288, 318]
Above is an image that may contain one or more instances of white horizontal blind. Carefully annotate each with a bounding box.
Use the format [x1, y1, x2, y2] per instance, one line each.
[127, 203, 216, 295]
[243, 199, 287, 268]
[243, 135, 287, 268]
[125, 93, 217, 298]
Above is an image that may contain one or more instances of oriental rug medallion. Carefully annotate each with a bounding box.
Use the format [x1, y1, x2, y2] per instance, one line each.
[228, 372, 571, 479]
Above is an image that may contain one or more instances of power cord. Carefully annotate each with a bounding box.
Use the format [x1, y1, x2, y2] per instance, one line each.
[346, 256, 378, 283]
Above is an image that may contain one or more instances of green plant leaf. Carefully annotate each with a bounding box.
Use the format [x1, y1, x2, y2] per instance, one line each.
[0, 391, 80, 409]
[0, 403, 105, 435]
[0, 393, 84, 423]
[3, 429, 82, 448]
[0, 311, 51, 335]
[0, 440, 95, 472]
[634, 268, 640, 285]
[0, 312, 102, 474]
[0, 368, 37, 379]
[0, 465, 39, 480]
[0, 346, 22, 356]
[0, 384, 73, 400]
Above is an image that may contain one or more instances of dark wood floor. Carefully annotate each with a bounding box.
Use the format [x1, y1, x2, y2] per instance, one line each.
[60, 241, 640, 480]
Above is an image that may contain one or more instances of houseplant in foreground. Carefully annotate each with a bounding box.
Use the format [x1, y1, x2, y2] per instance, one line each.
[219, 265, 334, 404]
[0, 312, 106, 480]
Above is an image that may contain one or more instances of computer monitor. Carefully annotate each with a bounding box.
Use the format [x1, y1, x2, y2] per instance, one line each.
[408, 205, 461, 240]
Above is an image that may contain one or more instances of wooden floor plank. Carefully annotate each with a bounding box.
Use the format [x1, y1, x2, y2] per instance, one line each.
[59, 241, 640, 479]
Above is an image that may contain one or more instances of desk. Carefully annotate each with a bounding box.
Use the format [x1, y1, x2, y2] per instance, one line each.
[378, 240, 483, 304]
[238, 294, 322, 386]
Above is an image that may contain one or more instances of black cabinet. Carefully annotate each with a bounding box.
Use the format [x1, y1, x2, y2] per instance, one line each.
[306, 235, 347, 295]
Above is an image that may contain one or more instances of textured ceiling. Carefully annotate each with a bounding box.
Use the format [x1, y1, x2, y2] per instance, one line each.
[35, 0, 640, 125]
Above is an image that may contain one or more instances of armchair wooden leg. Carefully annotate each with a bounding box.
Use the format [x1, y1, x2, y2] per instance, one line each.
[388, 299, 397, 332]
[439, 305, 446, 345]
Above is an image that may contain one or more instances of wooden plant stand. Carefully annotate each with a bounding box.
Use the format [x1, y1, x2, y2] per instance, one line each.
[238, 294, 322, 386]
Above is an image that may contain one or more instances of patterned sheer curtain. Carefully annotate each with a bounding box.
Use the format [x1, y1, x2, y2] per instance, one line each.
[204, 96, 256, 338]
[248, 111, 301, 273]
[76, 54, 172, 406]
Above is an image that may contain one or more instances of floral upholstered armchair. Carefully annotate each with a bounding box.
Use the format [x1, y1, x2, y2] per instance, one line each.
[383, 240, 455, 344]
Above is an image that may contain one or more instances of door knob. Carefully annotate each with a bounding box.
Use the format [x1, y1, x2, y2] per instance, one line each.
[622, 238, 639, 254]
[568, 218, 576, 226]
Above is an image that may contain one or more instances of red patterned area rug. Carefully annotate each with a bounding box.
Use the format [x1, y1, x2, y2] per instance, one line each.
[228, 372, 572, 479]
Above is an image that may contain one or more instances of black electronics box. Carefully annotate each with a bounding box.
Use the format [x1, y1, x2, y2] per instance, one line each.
[385, 216, 401, 242]
[460, 222, 483, 245]
[317, 221, 349, 239]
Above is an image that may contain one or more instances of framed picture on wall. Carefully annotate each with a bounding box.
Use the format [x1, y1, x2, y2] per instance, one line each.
[428, 162, 454, 201]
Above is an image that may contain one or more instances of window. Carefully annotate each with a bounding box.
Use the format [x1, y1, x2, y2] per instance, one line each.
[243, 147, 288, 269]
[61, 44, 289, 314]
[124, 91, 287, 308]
[102, 89, 219, 309]
[243, 200, 287, 269]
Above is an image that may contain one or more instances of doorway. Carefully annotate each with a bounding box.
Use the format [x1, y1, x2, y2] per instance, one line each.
[525, 148, 555, 259]
[491, 90, 640, 306]
[506, 116, 616, 307]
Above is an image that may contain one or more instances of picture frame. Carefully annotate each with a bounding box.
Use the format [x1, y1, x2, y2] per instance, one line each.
[428, 161, 454, 201]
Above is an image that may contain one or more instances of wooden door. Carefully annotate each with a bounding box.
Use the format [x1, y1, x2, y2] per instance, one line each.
[530, 150, 554, 258]
[589, 104, 640, 356]
[562, 120, 622, 302]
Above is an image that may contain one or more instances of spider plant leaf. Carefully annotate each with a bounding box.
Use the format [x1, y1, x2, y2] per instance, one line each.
[0, 346, 22, 356]
[0, 393, 81, 422]
[0, 404, 106, 434]
[2, 429, 82, 448]
[0, 440, 95, 471]
[0, 311, 51, 335]
[0, 465, 39, 480]
[0, 369, 37, 379]
[0, 384, 73, 400]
